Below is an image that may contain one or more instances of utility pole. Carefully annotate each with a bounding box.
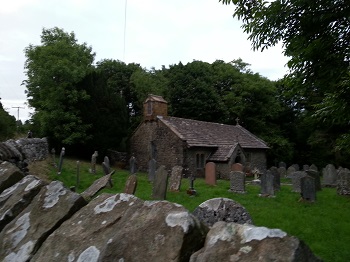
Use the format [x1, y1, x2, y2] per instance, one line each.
[12, 106, 24, 121]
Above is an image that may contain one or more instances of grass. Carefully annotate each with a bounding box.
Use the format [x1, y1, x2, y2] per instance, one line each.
[33, 157, 350, 262]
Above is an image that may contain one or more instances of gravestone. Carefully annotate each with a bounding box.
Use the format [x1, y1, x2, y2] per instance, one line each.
[231, 163, 244, 172]
[286, 166, 296, 178]
[168, 165, 182, 192]
[306, 169, 321, 191]
[291, 171, 307, 193]
[90, 151, 98, 174]
[292, 164, 300, 171]
[277, 166, 287, 178]
[205, 162, 216, 186]
[270, 166, 280, 191]
[51, 148, 57, 167]
[303, 165, 309, 171]
[129, 155, 137, 174]
[192, 198, 253, 227]
[81, 170, 115, 201]
[102, 156, 111, 176]
[229, 171, 246, 193]
[309, 164, 318, 171]
[148, 158, 157, 182]
[300, 175, 316, 202]
[260, 171, 275, 196]
[57, 147, 65, 175]
[322, 164, 337, 187]
[124, 174, 137, 195]
[76, 160, 80, 188]
[337, 168, 350, 195]
[152, 165, 168, 200]
[278, 161, 286, 169]
[187, 170, 197, 196]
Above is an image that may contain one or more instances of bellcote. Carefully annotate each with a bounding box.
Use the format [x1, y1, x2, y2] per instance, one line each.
[143, 94, 168, 121]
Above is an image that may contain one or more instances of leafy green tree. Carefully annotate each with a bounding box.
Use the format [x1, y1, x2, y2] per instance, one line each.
[24, 27, 95, 145]
[0, 100, 16, 141]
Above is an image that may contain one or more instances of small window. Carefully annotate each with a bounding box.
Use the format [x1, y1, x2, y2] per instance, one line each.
[196, 153, 205, 169]
[147, 101, 153, 115]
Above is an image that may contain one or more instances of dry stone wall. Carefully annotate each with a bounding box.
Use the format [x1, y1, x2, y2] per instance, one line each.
[0, 161, 322, 262]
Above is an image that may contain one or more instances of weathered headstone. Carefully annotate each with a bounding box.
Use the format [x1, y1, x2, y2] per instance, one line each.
[292, 164, 300, 171]
[187, 170, 197, 196]
[104, 156, 110, 170]
[192, 198, 253, 227]
[148, 158, 157, 182]
[76, 160, 80, 188]
[229, 171, 246, 193]
[152, 165, 168, 200]
[309, 164, 318, 171]
[129, 155, 137, 174]
[306, 169, 321, 191]
[286, 166, 296, 178]
[303, 164, 310, 171]
[102, 162, 110, 176]
[322, 164, 337, 187]
[260, 171, 275, 196]
[205, 162, 216, 186]
[231, 163, 244, 172]
[168, 165, 183, 192]
[57, 147, 65, 175]
[291, 171, 307, 193]
[51, 148, 57, 167]
[81, 170, 115, 201]
[337, 168, 350, 195]
[278, 162, 287, 169]
[270, 166, 280, 191]
[277, 166, 287, 178]
[124, 174, 137, 195]
[300, 175, 316, 202]
[90, 151, 98, 174]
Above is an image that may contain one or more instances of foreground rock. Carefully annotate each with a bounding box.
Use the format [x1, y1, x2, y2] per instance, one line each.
[190, 222, 322, 262]
[0, 161, 24, 194]
[0, 181, 86, 262]
[33, 193, 208, 262]
[0, 175, 47, 232]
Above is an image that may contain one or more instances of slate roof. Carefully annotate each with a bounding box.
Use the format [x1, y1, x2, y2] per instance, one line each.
[158, 116, 269, 162]
[144, 94, 168, 104]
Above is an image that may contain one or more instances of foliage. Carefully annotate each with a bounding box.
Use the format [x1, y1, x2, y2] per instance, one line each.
[46, 157, 350, 262]
[24, 27, 95, 145]
[0, 100, 17, 141]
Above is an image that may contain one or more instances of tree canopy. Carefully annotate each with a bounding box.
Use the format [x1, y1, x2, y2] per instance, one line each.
[0, 100, 16, 141]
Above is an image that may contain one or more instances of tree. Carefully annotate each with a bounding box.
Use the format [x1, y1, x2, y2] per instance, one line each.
[24, 27, 95, 145]
[0, 99, 16, 141]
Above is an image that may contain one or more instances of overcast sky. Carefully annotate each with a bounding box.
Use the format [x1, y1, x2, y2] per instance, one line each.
[0, 0, 289, 121]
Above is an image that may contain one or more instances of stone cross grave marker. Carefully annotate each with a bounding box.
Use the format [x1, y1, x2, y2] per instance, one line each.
[229, 170, 246, 193]
[168, 165, 183, 192]
[337, 168, 350, 196]
[300, 175, 316, 202]
[129, 155, 137, 174]
[291, 171, 307, 193]
[148, 158, 157, 182]
[152, 165, 168, 200]
[205, 162, 216, 186]
[90, 151, 98, 174]
[260, 170, 275, 196]
[124, 174, 137, 195]
[322, 164, 337, 187]
[57, 147, 65, 175]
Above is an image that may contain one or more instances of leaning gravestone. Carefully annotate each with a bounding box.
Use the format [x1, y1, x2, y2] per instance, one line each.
[322, 164, 337, 187]
[148, 158, 157, 182]
[291, 171, 307, 193]
[192, 198, 253, 227]
[260, 171, 275, 197]
[168, 165, 182, 192]
[81, 171, 115, 201]
[337, 168, 350, 195]
[0, 181, 86, 262]
[229, 171, 246, 193]
[152, 165, 168, 200]
[205, 162, 216, 186]
[57, 147, 65, 175]
[124, 174, 137, 195]
[300, 175, 316, 202]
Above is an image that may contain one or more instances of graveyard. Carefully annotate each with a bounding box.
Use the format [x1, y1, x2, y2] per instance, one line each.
[34, 156, 350, 262]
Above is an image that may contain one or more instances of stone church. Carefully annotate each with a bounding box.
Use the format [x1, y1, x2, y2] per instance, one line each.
[130, 95, 269, 179]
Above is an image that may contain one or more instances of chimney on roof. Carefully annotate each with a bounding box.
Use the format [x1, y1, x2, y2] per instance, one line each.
[143, 94, 168, 121]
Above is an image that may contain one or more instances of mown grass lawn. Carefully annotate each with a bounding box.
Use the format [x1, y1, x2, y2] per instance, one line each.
[44, 157, 350, 262]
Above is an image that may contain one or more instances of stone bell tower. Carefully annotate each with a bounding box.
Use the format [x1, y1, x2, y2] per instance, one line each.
[143, 94, 168, 121]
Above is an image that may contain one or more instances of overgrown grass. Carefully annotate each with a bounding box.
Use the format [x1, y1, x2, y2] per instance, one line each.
[45, 157, 350, 262]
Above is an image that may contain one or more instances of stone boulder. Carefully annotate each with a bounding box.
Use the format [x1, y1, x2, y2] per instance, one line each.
[192, 198, 253, 227]
[0, 161, 24, 194]
[190, 222, 322, 262]
[0, 181, 86, 262]
[33, 193, 208, 262]
[0, 175, 47, 232]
